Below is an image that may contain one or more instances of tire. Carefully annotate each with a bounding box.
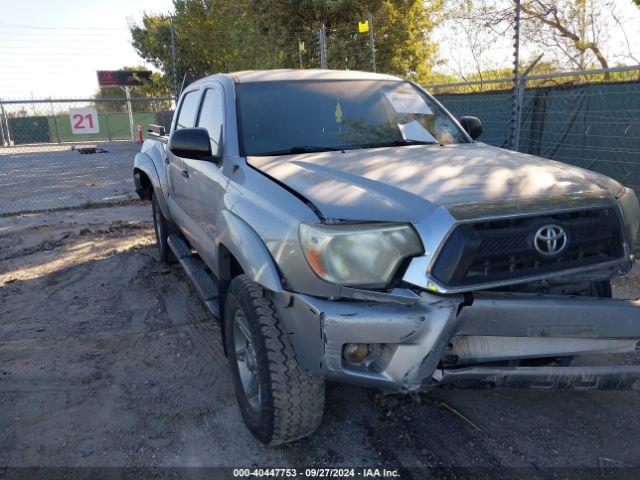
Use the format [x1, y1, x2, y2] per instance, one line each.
[224, 275, 325, 445]
[151, 191, 174, 263]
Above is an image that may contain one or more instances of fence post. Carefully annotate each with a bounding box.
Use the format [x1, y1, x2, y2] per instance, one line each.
[510, 0, 521, 149]
[104, 113, 112, 142]
[0, 100, 9, 146]
[0, 101, 5, 146]
[514, 78, 526, 151]
[49, 101, 61, 144]
[514, 54, 543, 152]
[124, 86, 135, 143]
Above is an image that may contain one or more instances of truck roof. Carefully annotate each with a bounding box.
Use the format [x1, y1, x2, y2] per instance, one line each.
[193, 69, 403, 85]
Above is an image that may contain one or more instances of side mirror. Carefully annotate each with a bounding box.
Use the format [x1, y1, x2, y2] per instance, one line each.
[459, 116, 483, 140]
[168, 127, 212, 160]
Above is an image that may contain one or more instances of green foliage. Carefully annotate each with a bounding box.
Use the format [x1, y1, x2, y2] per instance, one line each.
[129, 0, 443, 86]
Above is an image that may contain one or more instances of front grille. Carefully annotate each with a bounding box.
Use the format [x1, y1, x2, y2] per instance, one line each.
[431, 208, 625, 287]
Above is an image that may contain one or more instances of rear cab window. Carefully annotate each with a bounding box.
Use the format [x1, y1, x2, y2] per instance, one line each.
[174, 90, 201, 131]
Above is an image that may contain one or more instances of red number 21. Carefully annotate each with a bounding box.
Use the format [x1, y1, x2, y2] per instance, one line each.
[73, 114, 94, 129]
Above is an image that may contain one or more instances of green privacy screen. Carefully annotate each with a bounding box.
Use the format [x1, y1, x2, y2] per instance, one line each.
[435, 80, 640, 192]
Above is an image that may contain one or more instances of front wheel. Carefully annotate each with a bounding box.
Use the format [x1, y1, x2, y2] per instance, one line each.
[224, 275, 325, 445]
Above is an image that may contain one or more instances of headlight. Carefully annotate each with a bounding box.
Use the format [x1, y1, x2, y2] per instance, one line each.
[616, 187, 640, 248]
[298, 223, 423, 286]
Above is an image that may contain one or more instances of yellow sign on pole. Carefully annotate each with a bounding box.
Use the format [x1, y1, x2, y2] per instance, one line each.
[358, 20, 369, 33]
[298, 40, 305, 53]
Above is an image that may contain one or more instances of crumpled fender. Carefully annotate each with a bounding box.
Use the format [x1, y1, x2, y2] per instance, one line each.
[217, 209, 283, 293]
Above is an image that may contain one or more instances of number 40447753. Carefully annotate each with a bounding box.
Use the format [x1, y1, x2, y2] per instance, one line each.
[69, 108, 100, 134]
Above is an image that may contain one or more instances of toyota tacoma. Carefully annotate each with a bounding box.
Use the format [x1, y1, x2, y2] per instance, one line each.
[133, 69, 640, 445]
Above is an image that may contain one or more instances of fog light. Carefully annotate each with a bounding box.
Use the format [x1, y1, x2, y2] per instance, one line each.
[342, 343, 370, 364]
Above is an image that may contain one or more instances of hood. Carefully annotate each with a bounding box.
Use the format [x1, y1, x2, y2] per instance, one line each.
[247, 143, 620, 222]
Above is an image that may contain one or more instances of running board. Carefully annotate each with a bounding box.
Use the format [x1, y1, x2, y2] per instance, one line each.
[167, 234, 220, 318]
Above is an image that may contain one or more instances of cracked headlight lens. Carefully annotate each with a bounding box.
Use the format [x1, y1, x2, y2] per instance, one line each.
[299, 223, 423, 286]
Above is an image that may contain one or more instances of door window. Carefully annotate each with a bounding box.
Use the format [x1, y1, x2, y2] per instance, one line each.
[196, 86, 225, 156]
[175, 90, 200, 130]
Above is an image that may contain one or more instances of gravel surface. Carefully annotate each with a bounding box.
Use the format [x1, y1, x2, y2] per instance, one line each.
[0, 142, 138, 215]
[1, 204, 639, 476]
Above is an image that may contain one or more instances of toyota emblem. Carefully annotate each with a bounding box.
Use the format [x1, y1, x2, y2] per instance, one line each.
[533, 224, 568, 256]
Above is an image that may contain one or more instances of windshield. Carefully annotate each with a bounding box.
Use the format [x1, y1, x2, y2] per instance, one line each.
[236, 79, 469, 156]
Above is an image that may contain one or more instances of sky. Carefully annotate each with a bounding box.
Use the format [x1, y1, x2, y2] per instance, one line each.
[1, 0, 639, 99]
[0, 0, 174, 99]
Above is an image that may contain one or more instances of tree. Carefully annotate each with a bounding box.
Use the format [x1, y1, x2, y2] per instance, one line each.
[441, 0, 633, 78]
[129, 0, 444, 86]
[519, 0, 610, 71]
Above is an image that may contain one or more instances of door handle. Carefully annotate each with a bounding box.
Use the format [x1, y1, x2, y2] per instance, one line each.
[181, 169, 189, 179]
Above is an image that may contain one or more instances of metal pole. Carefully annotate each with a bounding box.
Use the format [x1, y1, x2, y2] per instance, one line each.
[124, 86, 135, 143]
[104, 113, 112, 142]
[514, 78, 526, 151]
[170, 17, 179, 101]
[50, 100, 60, 144]
[368, 12, 376, 72]
[0, 104, 5, 146]
[0, 101, 10, 146]
[510, 0, 521, 149]
[298, 37, 303, 69]
[0, 100, 7, 146]
[514, 54, 543, 152]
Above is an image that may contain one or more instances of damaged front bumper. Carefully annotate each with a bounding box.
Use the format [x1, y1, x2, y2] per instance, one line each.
[276, 290, 640, 392]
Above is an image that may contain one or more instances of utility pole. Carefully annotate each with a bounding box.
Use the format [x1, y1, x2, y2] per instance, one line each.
[510, 0, 521, 150]
[169, 17, 179, 101]
[298, 38, 304, 69]
[368, 13, 376, 72]
[318, 24, 328, 69]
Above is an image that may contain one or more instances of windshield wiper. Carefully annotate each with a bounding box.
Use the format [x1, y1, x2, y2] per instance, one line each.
[252, 146, 345, 156]
[362, 139, 441, 148]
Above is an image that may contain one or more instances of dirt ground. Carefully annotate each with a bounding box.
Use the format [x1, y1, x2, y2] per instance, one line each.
[1, 203, 640, 476]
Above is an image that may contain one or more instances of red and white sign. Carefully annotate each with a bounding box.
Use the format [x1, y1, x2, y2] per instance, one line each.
[70, 108, 100, 134]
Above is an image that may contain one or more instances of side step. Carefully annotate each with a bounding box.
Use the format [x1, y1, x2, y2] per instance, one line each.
[167, 234, 220, 318]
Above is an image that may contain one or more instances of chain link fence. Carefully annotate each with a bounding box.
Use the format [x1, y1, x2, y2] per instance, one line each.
[429, 66, 640, 194]
[0, 97, 173, 215]
[2, 68, 640, 216]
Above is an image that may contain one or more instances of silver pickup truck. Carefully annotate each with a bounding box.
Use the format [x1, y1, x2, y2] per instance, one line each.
[134, 69, 640, 445]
